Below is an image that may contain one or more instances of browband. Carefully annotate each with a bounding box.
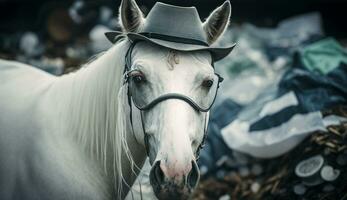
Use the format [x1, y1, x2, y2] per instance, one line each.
[139, 32, 209, 46]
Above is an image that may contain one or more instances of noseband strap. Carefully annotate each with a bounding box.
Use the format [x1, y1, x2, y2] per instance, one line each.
[124, 40, 214, 159]
[132, 93, 211, 112]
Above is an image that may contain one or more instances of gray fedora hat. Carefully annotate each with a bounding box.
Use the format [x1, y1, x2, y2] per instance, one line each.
[105, 2, 235, 61]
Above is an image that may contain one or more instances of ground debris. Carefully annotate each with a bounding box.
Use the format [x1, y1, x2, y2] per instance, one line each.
[193, 106, 347, 200]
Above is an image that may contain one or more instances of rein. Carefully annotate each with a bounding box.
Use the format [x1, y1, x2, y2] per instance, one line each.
[122, 40, 221, 160]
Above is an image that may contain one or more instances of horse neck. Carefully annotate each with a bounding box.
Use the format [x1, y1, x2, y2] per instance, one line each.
[49, 40, 147, 196]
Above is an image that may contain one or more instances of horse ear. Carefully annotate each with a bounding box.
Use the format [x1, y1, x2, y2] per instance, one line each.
[119, 0, 145, 33]
[203, 1, 231, 45]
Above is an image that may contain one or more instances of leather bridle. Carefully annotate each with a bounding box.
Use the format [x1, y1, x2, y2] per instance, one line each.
[122, 40, 223, 160]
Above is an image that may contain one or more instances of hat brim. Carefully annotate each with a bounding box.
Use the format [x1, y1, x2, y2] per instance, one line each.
[105, 31, 236, 61]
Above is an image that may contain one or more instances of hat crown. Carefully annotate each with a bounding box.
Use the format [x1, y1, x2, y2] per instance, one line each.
[142, 2, 207, 43]
[105, 1, 235, 61]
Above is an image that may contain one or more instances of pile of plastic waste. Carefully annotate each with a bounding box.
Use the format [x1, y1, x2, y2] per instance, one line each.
[194, 106, 347, 200]
[194, 12, 347, 200]
[199, 12, 347, 175]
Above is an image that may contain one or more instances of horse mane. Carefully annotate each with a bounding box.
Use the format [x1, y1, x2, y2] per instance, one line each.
[57, 37, 138, 198]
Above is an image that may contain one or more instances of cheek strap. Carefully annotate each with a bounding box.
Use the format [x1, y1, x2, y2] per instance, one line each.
[130, 99, 145, 146]
[196, 112, 208, 160]
[129, 96, 151, 156]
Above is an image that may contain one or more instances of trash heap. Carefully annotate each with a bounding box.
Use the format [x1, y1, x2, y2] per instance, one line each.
[195, 12, 347, 200]
[193, 106, 347, 200]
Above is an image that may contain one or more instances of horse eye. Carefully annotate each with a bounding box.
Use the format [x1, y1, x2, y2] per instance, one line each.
[202, 79, 214, 88]
[131, 73, 146, 84]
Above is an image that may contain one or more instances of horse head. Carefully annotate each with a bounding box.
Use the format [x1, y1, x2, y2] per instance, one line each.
[118, 0, 232, 199]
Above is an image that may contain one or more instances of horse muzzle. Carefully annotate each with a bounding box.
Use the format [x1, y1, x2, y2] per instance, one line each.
[149, 160, 200, 199]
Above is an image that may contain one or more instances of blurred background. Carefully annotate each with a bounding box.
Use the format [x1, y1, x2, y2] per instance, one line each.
[1, 0, 347, 199]
[0, 0, 347, 72]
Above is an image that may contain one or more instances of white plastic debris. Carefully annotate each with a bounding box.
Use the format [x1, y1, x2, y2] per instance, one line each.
[295, 155, 324, 178]
[323, 115, 347, 127]
[251, 182, 260, 193]
[69, 0, 84, 24]
[295, 155, 325, 186]
[89, 24, 112, 53]
[320, 166, 340, 182]
[221, 111, 325, 158]
[200, 165, 208, 176]
[259, 91, 298, 117]
[19, 32, 42, 57]
[219, 194, 231, 200]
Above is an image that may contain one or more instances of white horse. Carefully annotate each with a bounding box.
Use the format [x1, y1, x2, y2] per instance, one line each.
[0, 0, 231, 199]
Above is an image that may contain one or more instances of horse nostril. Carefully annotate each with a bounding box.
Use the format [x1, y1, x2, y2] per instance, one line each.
[150, 161, 165, 186]
[187, 160, 200, 189]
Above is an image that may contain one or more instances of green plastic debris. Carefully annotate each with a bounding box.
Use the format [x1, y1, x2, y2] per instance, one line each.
[301, 38, 347, 74]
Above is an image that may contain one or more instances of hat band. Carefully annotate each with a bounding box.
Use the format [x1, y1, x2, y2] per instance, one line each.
[139, 32, 209, 46]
